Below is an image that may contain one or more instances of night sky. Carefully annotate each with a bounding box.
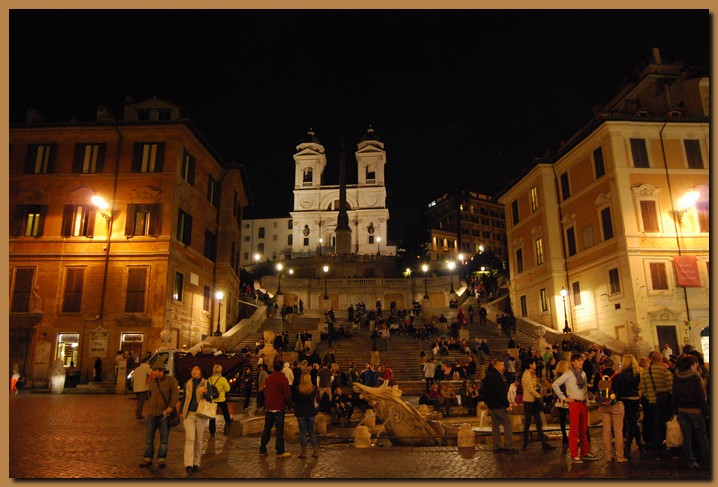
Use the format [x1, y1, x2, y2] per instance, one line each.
[9, 10, 709, 241]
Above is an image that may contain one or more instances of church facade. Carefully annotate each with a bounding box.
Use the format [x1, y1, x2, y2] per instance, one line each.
[289, 128, 393, 257]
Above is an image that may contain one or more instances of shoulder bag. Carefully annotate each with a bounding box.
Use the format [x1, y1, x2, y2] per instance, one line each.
[648, 366, 671, 407]
[157, 385, 181, 427]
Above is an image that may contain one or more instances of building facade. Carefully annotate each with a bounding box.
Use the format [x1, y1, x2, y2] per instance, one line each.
[9, 97, 250, 385]
[239, 217, 294, 266]
[289, 128, 393, 257]
[425, 190, 506, 262]
[499, 49, 709, 356]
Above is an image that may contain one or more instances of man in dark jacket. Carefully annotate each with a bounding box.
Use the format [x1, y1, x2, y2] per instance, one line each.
[140, 357, 179, 468]
[259, 360, 293, 457]
[672, 355, 709, 469]
[482, 358, 518, 453]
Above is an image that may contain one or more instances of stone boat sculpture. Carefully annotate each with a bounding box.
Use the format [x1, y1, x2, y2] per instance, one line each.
[352, 383, 442, 446]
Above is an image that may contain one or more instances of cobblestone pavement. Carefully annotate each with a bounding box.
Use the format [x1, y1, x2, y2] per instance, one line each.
[8, 393, 711, 480]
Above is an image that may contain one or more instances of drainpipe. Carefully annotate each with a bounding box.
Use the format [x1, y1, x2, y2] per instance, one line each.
[98, 127, 122, 319]
[212, 167, 229, 329]
[551, 164, 571, 333]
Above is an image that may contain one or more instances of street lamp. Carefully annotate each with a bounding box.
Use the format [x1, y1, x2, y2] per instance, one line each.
[376, 236, 381, 255]
[447, 261, 456, 294]
[214, 291, 224, 336]
[458, 253, 465, 265]
[275, 263, 283, 295]
[253, 253, 261, 263]
[323, 265, 329, 299]
[675, 190, 700, 223]
[560, 287, 571, 334]
[422, 264, 429, 299]
[319, 238, 323, 256]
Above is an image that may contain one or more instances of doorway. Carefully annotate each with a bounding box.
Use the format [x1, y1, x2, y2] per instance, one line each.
[121, 332, 144, 363]
[656, 325, 678, 356]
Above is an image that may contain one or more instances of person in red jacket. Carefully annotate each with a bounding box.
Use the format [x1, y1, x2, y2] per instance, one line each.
[259, 360, 293, 457]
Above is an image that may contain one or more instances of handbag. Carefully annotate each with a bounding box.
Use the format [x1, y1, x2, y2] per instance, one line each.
[196, 400, 217, 419]
[157, 385, 181, 427]
[665, 415, 683, 448]
[210, 377, 221, 400]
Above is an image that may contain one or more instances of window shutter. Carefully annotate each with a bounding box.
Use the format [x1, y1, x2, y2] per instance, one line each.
[96, 144, 106, 173]
[154, 143, 165, 172]
[132, 143, 143, 172]
[125, 204, 136, 236]
[188, 155, 195, 185]
[12, 206, 25, 237]
[24, 145, 36, 173]
[148, 204, 161, 236]
[73, 144, 84, 173]
[11, 268, 35, 313]
[47, 144, 57, 173]
[86, 208, 96, 238]
[62, 205, 74, 237]
[37, 205, 48, 236]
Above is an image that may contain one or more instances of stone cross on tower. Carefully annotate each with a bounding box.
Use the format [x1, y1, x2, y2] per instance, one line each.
[335, 136, 352, 255]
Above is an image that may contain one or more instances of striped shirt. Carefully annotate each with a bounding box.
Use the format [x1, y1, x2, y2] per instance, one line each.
[640, 363, 673, 403]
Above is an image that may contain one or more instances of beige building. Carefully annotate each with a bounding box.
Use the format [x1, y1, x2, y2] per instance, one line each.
[9, 97, 250, 385]
[499, 49, 709, 356]
[239, 217, 294, 265]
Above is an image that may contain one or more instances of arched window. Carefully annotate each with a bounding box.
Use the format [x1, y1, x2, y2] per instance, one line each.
[366, 165, 376, 182]
[303, 168, 313, 185]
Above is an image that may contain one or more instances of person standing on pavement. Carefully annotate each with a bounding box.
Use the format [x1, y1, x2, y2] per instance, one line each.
[552, 353, 597, 463]
[423, 357, 436, 394]
[640, 351, 674, 458]
[552, 360, 570, 446]
[139, 357, 179, 469]
[132, 357, 152, 419]
[482, 359, 518, 454]
[259, 360, 293, 458]
[179, 365, 213, 473]
[521, 358, 555, 451]
[671, 355, 709, 470]
[294, 372, 320, 458]
[257, 363, 269, 413]
[612, 354, 643, 459]
[208, 364, 233, 437]
[240, 366, 254, 410]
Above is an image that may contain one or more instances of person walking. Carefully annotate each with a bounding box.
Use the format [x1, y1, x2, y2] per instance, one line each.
[640, 351, 673, 458]
[552, 353, 597, 463]
[179, 365, 213, 473]
[208, 364, 233, 437]
[672, 355, 709, 470]
[612, 354, 644, 458]
[482, 359, 518, 454]
[521, 358, 555, 451]
[259, 360, 293, 458]
[139, 357, 179, 469]
[132, 357, 152, 419]
[294, 372, 320, 458]
[240, 366, 254, 410]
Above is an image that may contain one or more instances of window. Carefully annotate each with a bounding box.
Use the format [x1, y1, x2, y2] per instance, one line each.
[62, 205, 95, 237]
[62, 267, 84, 312]
[608, 267, 621, 294]
[176, 209, 192, 245]
[539, 288, 549, 312]
[516, 248, 523, 273]
[593, 147, 605, 179]
[649, 262, 669, 290]
[511, 200, 519, 225]
[303, 237, 309, 247]
[73, 143, 106, 174]
[630, 138, 649, 168]
[520, 295, 527, 317]
[288, 235, 293, 245]
[258, 227, 265, 239]
[13, 204, 47, 237]
[303, 168, 313, 184]
[582, 225, 594, 248]
[369, 235, 375, 244]
[530, 187, 539, 212]
[125, 204, 161, 236]
[204, 230, 217, 262]
[173, 272, 184, 301]
[207, 176, 219, 207]
[132, 142, 165, 173]
[697, 201, 709, 233]
[601, 207, 614, 240]
[288, 220, 293, 230]
[535, 238, 544, 265]
[11, 268, 35, 312]
[684, 140, 703, 169]
[258, 243, 264, 254]
[560, 172, 571, 200]
[572, 281, 582, 306]
[25, 144, 56, 174]
[243, 252, 249, 261]
[203, 285, 211, 312]
[566, 227, 577, 256]
[180, 149, 195, 185]
[640, 200, 659, 232]
[366, 165, 376, 181]
[125, 267, 147, 313]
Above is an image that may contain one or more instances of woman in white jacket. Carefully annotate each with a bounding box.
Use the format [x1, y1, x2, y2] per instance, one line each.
[179, 365, 213, 474]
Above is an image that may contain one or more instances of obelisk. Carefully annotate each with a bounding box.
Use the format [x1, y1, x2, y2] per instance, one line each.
[335, 136, 352, 255]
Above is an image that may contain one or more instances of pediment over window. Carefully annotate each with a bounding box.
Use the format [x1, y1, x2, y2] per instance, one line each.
[632, 184, 661, 198]
[593, 192, 612, 207]
[561, 214, 576, 226]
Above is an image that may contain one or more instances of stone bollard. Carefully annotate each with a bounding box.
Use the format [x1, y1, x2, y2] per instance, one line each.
[457, 423, 476, 448]
[285, 416, 299, 443]
[353, 425, 372, 448]
[315, 413, 329, 435]
[48, 359, 66, 394]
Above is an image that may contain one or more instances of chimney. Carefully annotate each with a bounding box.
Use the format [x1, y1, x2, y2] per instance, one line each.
[651, 47, 662, 65]
[25, 107, 45, 124]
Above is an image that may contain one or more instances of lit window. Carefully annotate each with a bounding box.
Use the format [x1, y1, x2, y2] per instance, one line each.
[62, 205, 95, 237]
[540, 288, 549, 312]
[126, 204, 161, 237]
[530, 187, 539, 212]
[173, 272, 184, 301]
[535, 238, 544, 266]
[132, 142, 165, 173]
[73, 143, 106, 174]
[25, 144, 56, 174]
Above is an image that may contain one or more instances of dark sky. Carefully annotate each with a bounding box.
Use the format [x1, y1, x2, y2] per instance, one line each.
[9, 10, 709, 240]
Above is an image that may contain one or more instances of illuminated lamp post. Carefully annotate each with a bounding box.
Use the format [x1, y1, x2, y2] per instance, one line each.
[214, 291, 224, 336]
[275, 263, 283, 295]
[560, 287, 571, 334]
[376, 236, 381, 255]
[323, 265, 329, 300]
[422, 264, 429, 300]
[447, 261, 456, 294]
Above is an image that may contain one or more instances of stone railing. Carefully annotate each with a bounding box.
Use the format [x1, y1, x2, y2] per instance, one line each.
[187, 301, 266, 354]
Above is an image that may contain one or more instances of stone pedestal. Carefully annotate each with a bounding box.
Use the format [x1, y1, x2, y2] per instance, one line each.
[48, 359, 66, 394]
[285, 416, 299, 443]
[354, 426, 372, 448]
[457, 423, 476, 448]
[115, 359, 127, 395]
[315, 413, 329, 435]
